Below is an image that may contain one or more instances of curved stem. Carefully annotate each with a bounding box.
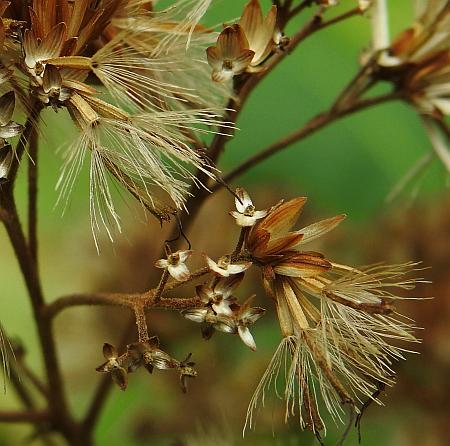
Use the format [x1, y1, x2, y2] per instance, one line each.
[218, 93, 400, 187]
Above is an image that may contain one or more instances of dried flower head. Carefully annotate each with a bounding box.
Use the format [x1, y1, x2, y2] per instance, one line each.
[0, 0, 230, 244]
[206, 0, 277, 82]
[95, 343, 129, 391]
[239, 0, 277, 67]
[206, 24, 255, 83]
[241, 193, 424, 434]
[370, 0, 450, 116]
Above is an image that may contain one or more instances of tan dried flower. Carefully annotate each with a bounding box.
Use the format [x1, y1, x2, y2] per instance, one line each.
[182, 274, 265, 350]
[95, 343, 129, 391]
[155, 250, 192, 281]
[206, 0, 277, 82]
[206, 24, 255, 83]
[230, 187, 268, 227]
[205, 254, 252, 277]
[239, 0, 277, 67]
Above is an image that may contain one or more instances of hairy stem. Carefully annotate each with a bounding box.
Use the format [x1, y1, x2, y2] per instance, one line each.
[46, 293, 202, 319]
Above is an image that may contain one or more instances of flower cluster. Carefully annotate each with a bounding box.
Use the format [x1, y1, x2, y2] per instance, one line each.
[94, 185, 422, 438]
[182, 274, 265, 351]
[96, 337, 197, 393]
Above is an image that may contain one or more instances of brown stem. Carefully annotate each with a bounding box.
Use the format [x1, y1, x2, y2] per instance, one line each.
[169, 13, 325, 239]
[4, 102, 42, 186]
[9, 365, 37, 410]
[13, 354, 49, 399]
[231, 227, 248, 260]
[134, 304, 150, 342]
[45, 293, 202, 319]
[218, 92, 400, 187]
[28, 126, 39, 263]
[287, 0, 312, 20]
[0, 107, 73, 435]
[168, 8, 365, 240]
[0, 410, 50, 423]
[320, 7, 363, 31]
[152, 269, 170, 303]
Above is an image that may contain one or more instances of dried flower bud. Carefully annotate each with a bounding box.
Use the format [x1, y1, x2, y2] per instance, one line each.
[206, 0, 277, 82]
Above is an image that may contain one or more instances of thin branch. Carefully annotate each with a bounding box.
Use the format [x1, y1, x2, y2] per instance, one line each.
[218, 93, 401, 187]
[16, 360, 49, 399]
[45, 293, 202, 319]
[10, 366, 37, 410]
[320, 7, 363, 32]
[287, 0, 313, 20]
[0, 410, 49, 423]
[134, 305, 149, 343]
[28, 127, 39, 263]
[153, 270, 170, 303]
[168, 15, 325, 237]
[3, 102, 42, 188]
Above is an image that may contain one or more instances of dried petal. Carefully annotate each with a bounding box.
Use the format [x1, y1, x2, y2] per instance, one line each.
[111, 367, 128, 391]
[102, 343, 118, 360]
[238, 326, 257, 351]
[0, 91, 15, 126]
[168, 262, 190, 281]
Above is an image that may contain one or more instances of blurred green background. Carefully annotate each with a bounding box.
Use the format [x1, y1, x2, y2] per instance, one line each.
[1, 1, 449, 445]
